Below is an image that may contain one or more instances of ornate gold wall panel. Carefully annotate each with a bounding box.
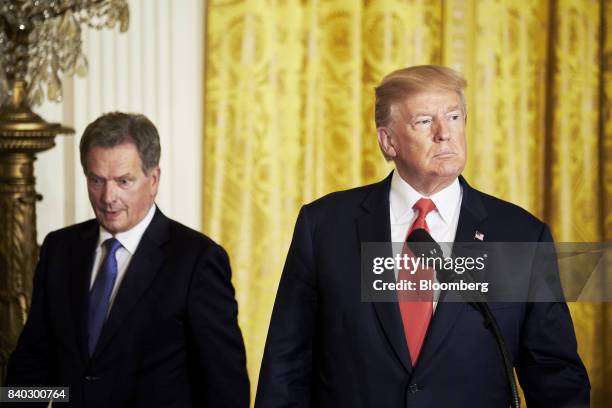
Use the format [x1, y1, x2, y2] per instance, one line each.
[548, 0, 602, 240]
[204, 1, 611, 404]
[603, 1, 612, 403]
[546, 2, 608, 405]
[441, 0, 550, 217]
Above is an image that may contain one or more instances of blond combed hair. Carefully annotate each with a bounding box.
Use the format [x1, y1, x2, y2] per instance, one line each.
[374, 65, 467, 128]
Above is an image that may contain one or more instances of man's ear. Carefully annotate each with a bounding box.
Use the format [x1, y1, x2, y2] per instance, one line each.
[149, 166, 161, 194]
[377, 127, 397, 160]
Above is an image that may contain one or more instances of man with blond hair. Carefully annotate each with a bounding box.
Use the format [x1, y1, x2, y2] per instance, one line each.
[256, 65, 589, 407]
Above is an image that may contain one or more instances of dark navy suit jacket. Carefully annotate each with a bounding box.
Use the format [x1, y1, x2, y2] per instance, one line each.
[6, 208, 250, 407]
[256, 173, 589, 407]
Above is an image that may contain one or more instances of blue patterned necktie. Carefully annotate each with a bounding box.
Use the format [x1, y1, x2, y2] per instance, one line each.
[88, 238, 122, 356]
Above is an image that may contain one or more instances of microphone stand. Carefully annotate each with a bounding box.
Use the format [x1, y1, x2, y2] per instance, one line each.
[406, 230, 520, 408]
[468, 301, 520, 408]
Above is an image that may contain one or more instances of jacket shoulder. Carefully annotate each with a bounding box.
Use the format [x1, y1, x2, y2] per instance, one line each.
[42, 215, 225, 254]
[465, 185, 549, 239]
[303, 180, 382, 215]
[42, 219, 98, 242]
[166, 218, 221, 249]
[477, 189, 542, 223]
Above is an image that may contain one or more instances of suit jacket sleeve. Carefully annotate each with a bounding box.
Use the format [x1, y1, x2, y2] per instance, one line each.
[256, 206, 317, 408]
[187, 242, 250, 408]
[5, 234, 52, 388]
[516, 224, 590, 407]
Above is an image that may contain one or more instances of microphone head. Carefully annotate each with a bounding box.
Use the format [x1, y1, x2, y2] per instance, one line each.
[406, 228, 434, 243]
[405, 228, 443, 259]
[405, 228, 453, 283]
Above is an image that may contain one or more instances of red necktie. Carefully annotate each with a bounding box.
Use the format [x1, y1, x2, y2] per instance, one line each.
[398, 198, 436, 365]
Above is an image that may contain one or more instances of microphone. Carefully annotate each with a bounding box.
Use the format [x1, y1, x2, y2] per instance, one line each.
[405, 228, 485, 309]
[405, 229, 521, 408]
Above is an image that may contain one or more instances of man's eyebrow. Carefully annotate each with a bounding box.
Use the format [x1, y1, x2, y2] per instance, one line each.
[408, 111, 433, 121]
[86, 173, 133, 180]
[446, 105, 463, 113]
[405, 106, 464, 123]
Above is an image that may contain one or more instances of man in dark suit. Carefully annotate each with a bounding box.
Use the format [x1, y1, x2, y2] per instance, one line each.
[255, 65, 589, 407]
[5, 112, 249, 407]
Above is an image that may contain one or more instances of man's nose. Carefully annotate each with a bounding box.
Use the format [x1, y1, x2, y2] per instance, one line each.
[434, 117, 451, 141]
[102, 182, 117, 204]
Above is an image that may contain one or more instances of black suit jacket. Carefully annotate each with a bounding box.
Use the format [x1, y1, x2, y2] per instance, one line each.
[6, 208, 249, 407]
[256, 173, 589, 408]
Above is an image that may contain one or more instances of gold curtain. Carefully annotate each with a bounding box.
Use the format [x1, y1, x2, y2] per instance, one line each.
[204, 0, 611, 405]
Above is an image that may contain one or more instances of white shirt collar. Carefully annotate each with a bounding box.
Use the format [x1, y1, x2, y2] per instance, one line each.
[97, 204, 157, 254]
[389, 170, 461, 224]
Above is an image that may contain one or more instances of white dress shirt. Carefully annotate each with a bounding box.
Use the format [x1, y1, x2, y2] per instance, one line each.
[389, 171, 463, 311]
[89, 204, 156, 313]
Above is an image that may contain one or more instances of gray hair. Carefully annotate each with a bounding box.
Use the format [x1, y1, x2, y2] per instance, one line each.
[79, 112, 161, 174]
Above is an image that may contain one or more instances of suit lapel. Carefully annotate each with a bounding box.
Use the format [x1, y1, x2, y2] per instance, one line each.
[91, 208, 171, 360]
[417, 176, 489, 366]
[357, 173, 413, 374]
[71, 220, 99, 362]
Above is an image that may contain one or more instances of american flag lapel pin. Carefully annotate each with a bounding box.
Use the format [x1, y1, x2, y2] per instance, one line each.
[474, 230, 484, 241]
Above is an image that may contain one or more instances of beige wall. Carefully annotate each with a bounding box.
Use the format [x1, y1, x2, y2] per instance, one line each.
[33, 0, 205, 242]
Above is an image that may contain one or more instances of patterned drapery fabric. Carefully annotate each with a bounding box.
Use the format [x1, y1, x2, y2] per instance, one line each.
[204, 1, 611, 405]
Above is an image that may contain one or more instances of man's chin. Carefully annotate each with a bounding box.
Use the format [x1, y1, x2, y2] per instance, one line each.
[96, 213, 127, 234]
[435, 162, 464, 178]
